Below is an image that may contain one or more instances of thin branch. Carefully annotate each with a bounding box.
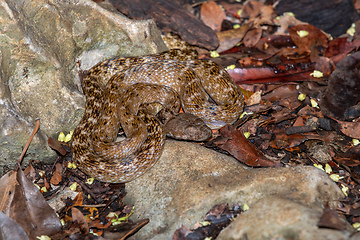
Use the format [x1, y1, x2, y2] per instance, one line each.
[17, 119, 40, 167]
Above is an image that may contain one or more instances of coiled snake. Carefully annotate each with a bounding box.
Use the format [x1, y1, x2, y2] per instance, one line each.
[71, 49, 245, 183]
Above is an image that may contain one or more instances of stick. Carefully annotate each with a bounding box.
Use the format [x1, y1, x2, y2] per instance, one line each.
[17, 119, 40, 167]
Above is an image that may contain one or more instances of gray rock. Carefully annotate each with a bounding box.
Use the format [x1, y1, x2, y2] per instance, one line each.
[0, 0, 167, 175]
[123, 140, 345, 240]
[217, 196, 355, 240]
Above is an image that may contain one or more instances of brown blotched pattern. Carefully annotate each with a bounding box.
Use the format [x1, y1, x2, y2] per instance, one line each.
[71, 49, 245, 183]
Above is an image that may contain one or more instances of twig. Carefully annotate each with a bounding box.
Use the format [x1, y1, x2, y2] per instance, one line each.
[17, 119, 40, 167]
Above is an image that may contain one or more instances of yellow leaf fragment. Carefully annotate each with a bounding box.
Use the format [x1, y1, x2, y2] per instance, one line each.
[325, 164, 332, 174]
[64, 131, 73, 142]
[58, 132, 65, 142]
[347, 23, 356, 36]
[242, 203, 250, 211]
[285, 12, 295, 17]
[310, 98, 319, 108]
[297, 30, 309, 37]
[36, 236, 51, 240]
[314, 164, 324, 171]
[41, 186, 48, 193]
[329, 174, 342, 182]
[70, 182, 78, 191]
[310, 70, 323, 78]
[341, 184, 349, 196]
[107, 212, 118, 218]
[226, 64, 236, 70]
[200, 221, 211, 226]
[67, 162, 77, 169]
[240, 111, 253, 119]
[86, 177, 94, 185]
[298, 93, 306, 101]
[210, 51, 220, 58]
[237, 9, 242, 16]
[353, 139, 360, 146]
[353, 222, 360, 230]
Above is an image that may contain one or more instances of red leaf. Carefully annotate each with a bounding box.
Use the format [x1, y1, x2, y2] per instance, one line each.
[228, 62, 315, 84]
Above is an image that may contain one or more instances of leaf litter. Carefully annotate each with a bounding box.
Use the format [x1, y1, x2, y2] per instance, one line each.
[2, 0, 360, 239]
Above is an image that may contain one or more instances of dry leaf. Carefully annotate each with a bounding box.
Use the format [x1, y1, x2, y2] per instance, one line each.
[216, 23, 252, 53]
[216, 124, 281, 167]
[317, 207, 348, 230]
[0, 211, 29, 240]
[288, 24, 329, 55]
[72, 207, 89, 234]
[333, 118, 360, 139]
[48, 137, 68, 156]
[243, 27, 262, 47]
[0, 168, 62, 238]
[200, 1, 226, 31]
[50, 163, 63, 185]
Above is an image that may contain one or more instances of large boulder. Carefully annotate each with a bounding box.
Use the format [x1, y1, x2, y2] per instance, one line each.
[123, 140, 346, 239]
[0, 0, 167, 175]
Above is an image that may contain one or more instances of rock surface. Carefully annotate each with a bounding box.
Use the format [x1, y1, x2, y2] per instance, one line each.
[0, 0, 166, 175]
[123, 140, 346, 240]
[217, 196, 355, 240]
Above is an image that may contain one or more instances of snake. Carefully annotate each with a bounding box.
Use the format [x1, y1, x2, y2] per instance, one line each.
[70, 49, 245, 183]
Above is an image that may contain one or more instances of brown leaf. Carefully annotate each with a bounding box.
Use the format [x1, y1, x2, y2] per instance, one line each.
[259, 108, 297, 127]
[288, 24, 329, 56]
[334, 157, 360, 167]
[50, 163, 63, 185]
[240, 1, 263, 20]
[315, 56, 335, 78]
[173, 224, 193, 240]
[216, 23, 252, 53]
[270, 132, 335, 149]
[44, 177, 50, 191]
[262, 85, 301, 110]
[200, 1, 226, 31]
[275, 13, 306, 35]
[72, 192, 84, 207]
[23, 165, 37, 182]
[333, 118, 360, 139]
[220, 2, 243, 18]
[72, 207, 89, 234]
[0, 171, 18, 215]
[243, 27, 262, 48]
[89, 218, 112, 229]
[297, 105, 323, 118]
[204, 203, 229, 220]
[4, 168, 62, 238]
[0, 211, 29, 240]
[317, 207, 348, 230]
[216, 124, 281, 167]
[48, 137, 68, 156]
[270, 133, 308, 149]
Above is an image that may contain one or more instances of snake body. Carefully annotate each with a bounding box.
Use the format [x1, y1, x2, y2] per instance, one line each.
[71, 49, 245, 183]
